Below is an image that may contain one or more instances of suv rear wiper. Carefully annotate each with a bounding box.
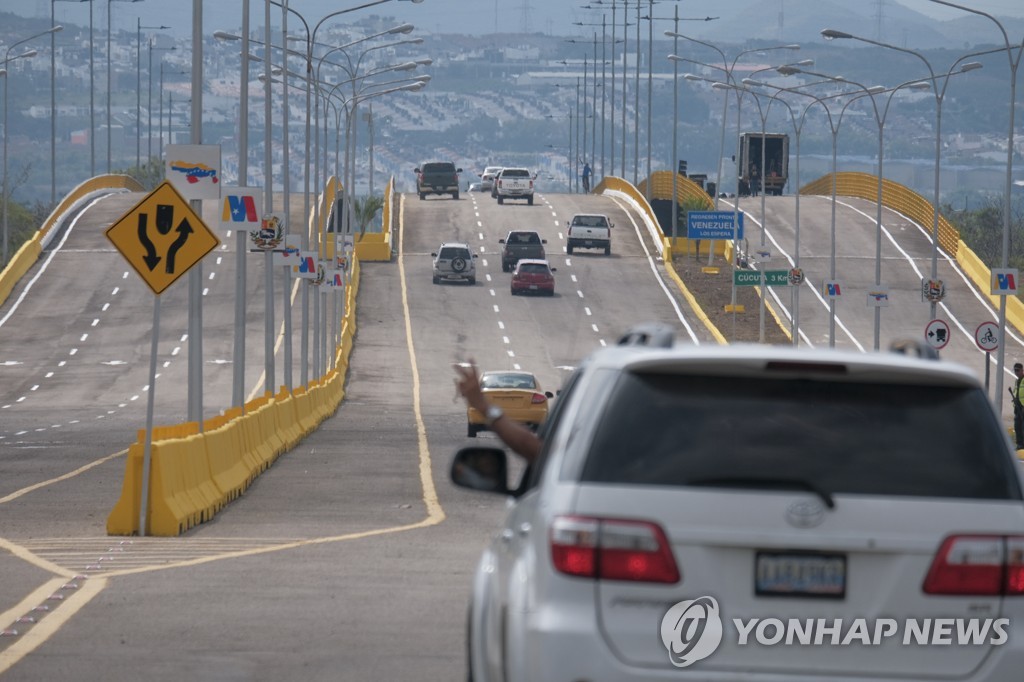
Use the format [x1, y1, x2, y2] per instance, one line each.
[686, 476, 836, 509]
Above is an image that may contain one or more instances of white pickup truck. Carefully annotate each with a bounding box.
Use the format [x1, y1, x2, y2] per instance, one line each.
[495, 168, 535, 205]
[566, 213, 613, 255]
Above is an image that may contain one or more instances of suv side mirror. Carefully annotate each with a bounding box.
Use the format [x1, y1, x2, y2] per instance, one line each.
[541, 239, 548, 244]
[414, 168, 421, 173]
[451, 447, 511, 495]
[457, 168, 463, 173]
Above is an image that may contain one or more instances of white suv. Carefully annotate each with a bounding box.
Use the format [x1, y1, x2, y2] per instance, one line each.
[431, 242, 477, 285]
[452, 325, 1024, 682]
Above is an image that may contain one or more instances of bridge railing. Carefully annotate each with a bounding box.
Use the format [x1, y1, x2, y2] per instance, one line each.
[800, 171, 1024, 336]
[0, 174, 144, 307]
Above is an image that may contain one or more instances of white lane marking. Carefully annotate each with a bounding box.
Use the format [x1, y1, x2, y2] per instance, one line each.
[503, 336, 511, 345]
[80, 334, 88, 342]
[584, 307, 592, 316]
[608, 195, 702, 344]
[591, 324, 599, 333]
[91, 319, 99, 327]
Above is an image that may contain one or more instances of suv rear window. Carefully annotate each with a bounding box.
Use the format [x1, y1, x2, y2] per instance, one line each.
[502, 169, 530, 178]
[422, 163, 455, 174]
[509, 232, 541, 245]
[580, 373, 1021, 500]
[439, 246, 470, 259]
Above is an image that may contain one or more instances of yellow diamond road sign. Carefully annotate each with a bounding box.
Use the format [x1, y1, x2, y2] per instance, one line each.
[106, 181, 220, 295]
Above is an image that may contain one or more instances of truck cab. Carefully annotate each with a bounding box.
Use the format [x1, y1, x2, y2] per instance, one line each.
[738, 132, 789, 196]
[566, 213, 613, 255]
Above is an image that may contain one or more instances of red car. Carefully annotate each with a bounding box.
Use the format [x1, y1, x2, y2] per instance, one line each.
[510, 259, 556, 296]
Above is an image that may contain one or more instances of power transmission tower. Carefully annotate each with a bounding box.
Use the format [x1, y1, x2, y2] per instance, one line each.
[520, 0, 532, 34]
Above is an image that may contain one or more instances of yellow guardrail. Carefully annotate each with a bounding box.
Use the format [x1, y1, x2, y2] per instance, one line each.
[800, 171, 1024, 335]
[0, 174, 144, 307]
[595, 172, 728, 345]
[107, 181, 372, 536]
[800, 171, 959, 257]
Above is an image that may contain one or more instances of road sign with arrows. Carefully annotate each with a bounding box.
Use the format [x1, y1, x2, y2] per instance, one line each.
[106, 181, 220, 295]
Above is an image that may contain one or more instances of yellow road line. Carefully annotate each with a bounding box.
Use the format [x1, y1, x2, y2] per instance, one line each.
[0, 578, 108, 675]
[0, 450, 125, 506]
[0, 189, 446, 674]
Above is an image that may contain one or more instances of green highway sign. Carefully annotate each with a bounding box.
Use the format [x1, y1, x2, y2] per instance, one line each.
[734, 269, 792, 287]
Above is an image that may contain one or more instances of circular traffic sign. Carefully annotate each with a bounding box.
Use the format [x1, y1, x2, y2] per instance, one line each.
[925, 319, 950, 350]
[975, 321, 999, 353]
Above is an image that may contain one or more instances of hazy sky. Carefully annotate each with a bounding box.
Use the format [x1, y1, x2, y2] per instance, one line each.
[24, 0, 1024, 41]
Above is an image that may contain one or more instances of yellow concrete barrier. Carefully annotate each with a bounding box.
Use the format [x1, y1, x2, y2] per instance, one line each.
[107, 176, 374, 535]
[203, 422, 248, 502]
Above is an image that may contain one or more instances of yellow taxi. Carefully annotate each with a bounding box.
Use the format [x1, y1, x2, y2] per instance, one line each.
[467, 371, 553, 437]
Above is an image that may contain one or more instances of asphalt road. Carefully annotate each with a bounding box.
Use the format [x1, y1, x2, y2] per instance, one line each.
[0, 186, 712, 680]
[0, 185, 1017, 680]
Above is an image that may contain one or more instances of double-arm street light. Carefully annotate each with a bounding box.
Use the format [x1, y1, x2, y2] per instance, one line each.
[668, 39, 799, 261]
[159, 63, 187, 158]
[749, 69, 934, 350]
[4, 29, 59, 266]
[54, 1, 94, 179]
[136, 18, 169, 170]
[107, 0, 142, 172]
[924, 0, 1024, 417]
[641, 9, 717, 201]
[821, 30, 984, 329]
[148, 41, 176, 163]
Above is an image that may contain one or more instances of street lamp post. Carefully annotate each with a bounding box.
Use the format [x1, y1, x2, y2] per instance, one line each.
[51, 2, 82, 201]
[3, 29, 58, 266]
[159, 63, 187, 158]
[667, 38, 799, 262]
[925, 0, 1024, 416]
[821, 30, 984, 329]
[107, 0, 141, 173]
[641, 9, 717, 202]
[226, 6, 424, 390]
[148, 41, 175, 163]
[137, 18, 169, 171]
[54, 0, 97, 177]
[2, 49, 39, 265]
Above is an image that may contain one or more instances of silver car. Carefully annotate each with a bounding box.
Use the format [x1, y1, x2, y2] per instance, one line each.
[452, 325, 1024, 682]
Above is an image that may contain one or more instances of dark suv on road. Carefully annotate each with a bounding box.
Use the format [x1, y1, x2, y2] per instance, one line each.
[416, 161, 462, 200]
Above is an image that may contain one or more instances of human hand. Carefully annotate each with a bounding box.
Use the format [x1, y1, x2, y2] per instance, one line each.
[453, 360, 485, 411]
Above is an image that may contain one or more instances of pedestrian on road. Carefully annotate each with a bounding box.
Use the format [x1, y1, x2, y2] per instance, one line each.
[581, 161, 592, 193]
[1012, 362, 1024, 450]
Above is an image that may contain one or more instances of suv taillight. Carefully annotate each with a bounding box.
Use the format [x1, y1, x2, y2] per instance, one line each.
[923, 535, 1024, 595]
[550, 516, 680, 583]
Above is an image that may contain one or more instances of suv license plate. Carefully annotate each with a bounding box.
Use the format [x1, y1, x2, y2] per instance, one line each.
[755, 552, 846, 598]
